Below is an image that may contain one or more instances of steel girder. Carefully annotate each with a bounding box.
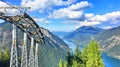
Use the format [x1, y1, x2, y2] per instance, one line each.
[0, 12, 45, 44]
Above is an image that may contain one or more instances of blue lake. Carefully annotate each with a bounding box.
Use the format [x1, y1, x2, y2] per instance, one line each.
[64, 40, 120, 67]
[102, 53, 120, 67]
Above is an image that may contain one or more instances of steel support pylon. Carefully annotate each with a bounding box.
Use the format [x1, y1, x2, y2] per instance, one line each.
[10, 24, 18, 67]
[21, 32, 28, 67]
[29, 37, 34, 67]
[35, 43, 39, 67]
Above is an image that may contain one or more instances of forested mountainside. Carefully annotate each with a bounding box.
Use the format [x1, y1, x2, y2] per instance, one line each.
[96, 26, 120, 59]
[64, 26, 104, 45]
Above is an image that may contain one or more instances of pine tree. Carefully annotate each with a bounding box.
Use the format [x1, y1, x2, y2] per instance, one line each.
[75, 45, 81, 57]
[72, 60, 84, 67]
[74, 45, 82, 64]
[0, 49, 4, 61]
[81, 45, 88, 66]
[66, 51, 73, 66]
[4, 48, 10, 61]
[86, 40, 104, 67]
[64, 61, 68, 67]
[58, 40, 104, 67]
[72, 60, 77, 67]
[0, 48, 10, 67]
[0, 49, 2, 61]
[59, 59, 63, 67]
[72, 45, 84, 67]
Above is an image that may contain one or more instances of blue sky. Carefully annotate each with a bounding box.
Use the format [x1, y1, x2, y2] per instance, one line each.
[0, 0, 120, 32]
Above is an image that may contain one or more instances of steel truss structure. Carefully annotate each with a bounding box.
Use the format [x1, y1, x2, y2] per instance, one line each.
[10, 24, 18, 67]
[0, 3, 45, 67]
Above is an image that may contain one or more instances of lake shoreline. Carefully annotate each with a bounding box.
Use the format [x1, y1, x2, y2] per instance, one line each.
[64, 40, 120, 67]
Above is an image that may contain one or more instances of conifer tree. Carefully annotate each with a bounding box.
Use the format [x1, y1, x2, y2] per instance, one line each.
[4, 48, 10, 61]
[81, 45, 88, 66]
[72, 45, 84, 67]
[86, 40, 104, 67]
[66, 51, 73, 66]
[58, 40, 104, 67]
[64, 61, 68, 67]
[59, 59, 63, 67]
[75, 45, 81, 57]
[0, 49, 4, 61]
[0, 48, 10, 67]
[74, 45, 82, 64]
[72, 60, 77, 67]
[72, 60, 84, 67]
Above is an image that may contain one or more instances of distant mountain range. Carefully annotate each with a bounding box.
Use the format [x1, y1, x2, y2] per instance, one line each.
[64, 26, 104, 45]
[53, 26, 120, 59]
[0, 22, 69, 67]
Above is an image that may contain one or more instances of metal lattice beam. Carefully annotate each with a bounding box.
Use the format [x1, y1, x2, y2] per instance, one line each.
[21, 32, 28, 67]
[10, 24, 18, 67]
[28, 37, 35, 67]
[0, 4, 46, 67]
[35, 43, 39, 67]
[0, 13, 45, 43]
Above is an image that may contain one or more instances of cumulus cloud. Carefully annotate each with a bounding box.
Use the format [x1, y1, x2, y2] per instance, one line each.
[49, 9, 84, 20]
[48, 1, 91, 20]
[0, 1, 20, 16]
[54, 0, 76, 6]
[34, 18, 50, 24]
[75, 11, 120, 28]
[101, 26, 113, 29]
[85, 13, 94, 19]
[86, 11, 120, 24]
[20, 0, 120, 30]
[0, 1, 9, 7]
[0, 19, 5, 23]
[75, 20, 100, 29]
[67, 1, 91, 11]
[103, 11, 120, 24]
[21, 0, 76, 11]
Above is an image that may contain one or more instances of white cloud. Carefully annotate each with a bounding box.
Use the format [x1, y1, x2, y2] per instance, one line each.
[91, 15, 107, 22]
[54, 0, 76, 6]
[48, 1, 91, 20]
[20, 0, 120, 30]
[34, 18, 50, 24]
[67, 1, 91, 11]
[75, 11, 120, 28]
[0, 1, 10, 13]
[85, 13, 94, 19]
[0, 19, 5, 23]
[21, 0, 76, 11]
[103, 11, 120, 24]
[75, 20, 100, 29]
[49, 9, 84, 20]
[86, 11, 120, 24]
[0, 1, 20, 16]
[101, 26, 113, 29]
[0, 1, 9, 7]
[63, 20, 80, 24]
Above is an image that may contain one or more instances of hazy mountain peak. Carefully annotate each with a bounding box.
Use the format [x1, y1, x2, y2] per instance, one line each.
[74, 26, 104, 35]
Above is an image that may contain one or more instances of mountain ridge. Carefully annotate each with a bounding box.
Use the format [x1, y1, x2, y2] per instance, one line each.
[64, 26, 105, 45]
[96, 26, 120, 59]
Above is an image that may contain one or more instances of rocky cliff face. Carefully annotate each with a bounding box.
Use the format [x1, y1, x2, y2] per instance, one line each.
[41, 28, 69, 50]
[96, 26, 120, 59]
